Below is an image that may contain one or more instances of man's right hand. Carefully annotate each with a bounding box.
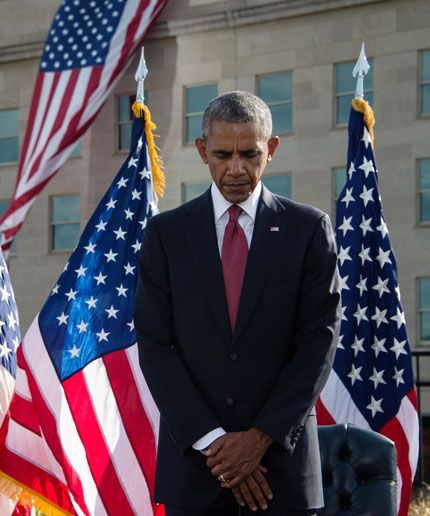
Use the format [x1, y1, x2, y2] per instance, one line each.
[230, 465, 273, 512]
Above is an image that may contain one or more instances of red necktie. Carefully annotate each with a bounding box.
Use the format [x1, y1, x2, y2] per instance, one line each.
[221, 205, 249, 332]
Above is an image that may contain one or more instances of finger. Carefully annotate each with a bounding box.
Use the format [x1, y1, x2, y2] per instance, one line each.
[232, 487, 246, 508]
[258, 464, 268, 473]
[204, 437, 225, 457]
[239, 481, 258, 512]
[210, 463, 231, 477]
[253, 469, 273, 501]
[220, 472, 245, 488]
[246, 474, 268, 511]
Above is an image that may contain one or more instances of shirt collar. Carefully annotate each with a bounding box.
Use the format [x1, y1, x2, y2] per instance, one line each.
[211, 181, 262, 222]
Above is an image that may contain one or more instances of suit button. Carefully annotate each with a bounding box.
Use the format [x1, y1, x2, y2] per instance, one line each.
[230, 352, 238, 361]
[226, 398, 234, 407]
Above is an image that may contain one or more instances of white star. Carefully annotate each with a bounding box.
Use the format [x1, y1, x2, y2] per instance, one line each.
[360, 185, 374, 207]
[371, 306, 388, 328]
[366, 396, 384, 417]
[51, 283, 60, 295]
[369, 367, 386, 389]
[105, 305, 119, 319]
[149, 201, 157, 214]
[12, 337, 19, 352]
[76, 320, 88, 333]
[372, 276, 390, 298]
[338, 216, 354, 237]
[341, 305, 348, 321]
[124, 263, 136, 275]
[65, 288, 77, 301]
[114, 227, 127, 240]
[358, 245, 372, 266]
[128, 156, 138, 168]
[0, 285, 10, 302]
[68, 345, 80, 358]
[85, 296, 97, 309]
[359, 215, 374, 236]
[131, 189, 142, 200]
[75, 265, 87, 278]
[116, 284, 128, 297]
[339, 275, 350, 292]
[390, 307, 406, 329]
[0, 340, 12, 359]
[96, 328, 110, 342]
[63, 262, 69, 271]
[338, 246, 352, 266]
[341, 188, 355, 209]
[337, 335, 345, 349]
[371, 336, 387, 357]
[131, 239, 141, 254]
[84, 242, 96, 254]
[348, 364, 363, 385]
[124, 208, 134, 220]
[117, 177, 128, 188]
[361, 127, 372, 149]
[376, 248, 392, 269]
[395, 285, 402, 301]
[138, 218, 147, 230]
[104, 249, 118, 263]
[390, 338, 408, 359]
[94, 272, 107, 285]
[359, 156, 375, 178]
[139, 167, 151, 179]
[106, 198, 117, 210]
[351, 336, 365, 356]
[127, 320, 135, 331]
[356, 275, 368, 296]
[353, 304, 368, 325]
[348, 162, 356, 180]
[137, 137, 143, 150]
[377, 218, 389, 239]
[393, 367, 405, 387]
[95, 220, 107, 232]
[56, 312, 69, 325]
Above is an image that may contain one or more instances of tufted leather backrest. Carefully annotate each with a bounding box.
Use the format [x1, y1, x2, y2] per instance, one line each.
[317, 424, 397, 516]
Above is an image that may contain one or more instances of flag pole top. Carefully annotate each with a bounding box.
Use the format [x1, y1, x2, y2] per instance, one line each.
[353, 43, 370, 100]
[134, 47, 148, 104]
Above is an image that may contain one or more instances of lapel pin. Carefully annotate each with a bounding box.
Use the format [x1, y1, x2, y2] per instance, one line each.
[270, 226, 280, 232]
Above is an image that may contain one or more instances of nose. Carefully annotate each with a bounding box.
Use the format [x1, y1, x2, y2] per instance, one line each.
[228, 152, 246, 177]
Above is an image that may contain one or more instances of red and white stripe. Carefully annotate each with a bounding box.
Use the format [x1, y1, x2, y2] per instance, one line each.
[317, 369, 419, 516]
[0, 0, 167, 253]
[0, 317, 160, 515]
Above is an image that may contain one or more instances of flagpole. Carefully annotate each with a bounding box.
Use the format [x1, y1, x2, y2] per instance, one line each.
[135, 47, 148, 105]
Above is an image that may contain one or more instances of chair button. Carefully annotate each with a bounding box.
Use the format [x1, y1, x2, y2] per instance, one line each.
[226, 398, 234, 407]
[230, 352, 238, 361]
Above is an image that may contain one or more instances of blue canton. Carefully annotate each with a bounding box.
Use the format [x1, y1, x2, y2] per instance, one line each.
[334, 106, 415, 431]
[0, 251, 20, 378]
[40, 0, 126, 71]
[39, 115, 157, 381]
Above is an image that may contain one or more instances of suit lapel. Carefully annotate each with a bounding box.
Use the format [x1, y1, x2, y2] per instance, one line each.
[232, 186, 288, 344]
[181, 190, 231, 345]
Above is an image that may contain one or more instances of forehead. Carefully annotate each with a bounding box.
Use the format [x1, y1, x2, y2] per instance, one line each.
[206, 121, 265, 148]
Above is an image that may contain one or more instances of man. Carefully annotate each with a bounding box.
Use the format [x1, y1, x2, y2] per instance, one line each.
[134, 91, 341, 515]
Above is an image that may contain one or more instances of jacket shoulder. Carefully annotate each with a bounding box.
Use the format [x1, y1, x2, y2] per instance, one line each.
[271, 192, 328, 223]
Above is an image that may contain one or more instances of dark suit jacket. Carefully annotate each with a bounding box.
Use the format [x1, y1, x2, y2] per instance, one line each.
[134, 186, 341, 511]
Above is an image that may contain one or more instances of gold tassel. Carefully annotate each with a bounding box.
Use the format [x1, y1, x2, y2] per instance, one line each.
[0, 471, 72, 516]
[131, 101, 165, 200]
[351, 97, 375, 147]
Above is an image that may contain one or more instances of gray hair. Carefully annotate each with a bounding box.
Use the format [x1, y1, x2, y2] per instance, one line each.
[201, 90, 272, 139]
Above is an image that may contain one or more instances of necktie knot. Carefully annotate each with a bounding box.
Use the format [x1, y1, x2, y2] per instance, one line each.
[228, 205, 242, 223]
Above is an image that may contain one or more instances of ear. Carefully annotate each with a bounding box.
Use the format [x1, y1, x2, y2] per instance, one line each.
[195, 138, 208, 164]
[267, 136, 280, 159]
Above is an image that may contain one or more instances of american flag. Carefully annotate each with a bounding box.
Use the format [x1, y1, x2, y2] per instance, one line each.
[0, 108, 162, 515]
[317, 100, 419, 516]
[0, 0, 167, 254]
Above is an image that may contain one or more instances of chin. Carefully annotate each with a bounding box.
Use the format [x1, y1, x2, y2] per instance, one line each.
[221, 187, 251, 204]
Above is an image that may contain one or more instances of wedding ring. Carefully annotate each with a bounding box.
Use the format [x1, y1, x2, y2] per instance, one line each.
[220, 474, 227, 483]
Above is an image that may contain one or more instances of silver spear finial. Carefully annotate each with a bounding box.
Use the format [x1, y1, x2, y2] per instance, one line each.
[353, 42, 370, 99]
[135, 47, 148, 104]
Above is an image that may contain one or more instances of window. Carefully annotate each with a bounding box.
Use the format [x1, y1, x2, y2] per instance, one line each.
[263, 174, 291, 198]
[0, 200, 17, 254]
[50, 195, 80, 251]
[420, 51, 430, 115]
[0, 109, 19, 164]
[332, 167, 347, 221]
[258, 71, 293, 134]
[182, 181, 211, 203]
[70, 138, 82, 158]
[418, 159, 430, 223]
[117, 95, 136, 151]
[184, 84, 218, 143]
[418, 278, 430, 344]
[335, 59, 374, 126]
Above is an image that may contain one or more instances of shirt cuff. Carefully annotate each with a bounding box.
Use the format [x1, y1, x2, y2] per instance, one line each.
[192, 427, 226, 451]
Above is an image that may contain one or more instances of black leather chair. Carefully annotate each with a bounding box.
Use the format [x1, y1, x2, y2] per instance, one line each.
[317, 424, 397, 516]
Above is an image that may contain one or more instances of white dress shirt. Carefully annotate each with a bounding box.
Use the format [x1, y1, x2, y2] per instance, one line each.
[192, 181, 262, 451]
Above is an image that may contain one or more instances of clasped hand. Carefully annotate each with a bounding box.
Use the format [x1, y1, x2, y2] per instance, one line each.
[204, 428, 273, 512]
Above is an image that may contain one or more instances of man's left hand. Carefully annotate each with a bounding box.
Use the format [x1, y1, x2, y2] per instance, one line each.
[205, 428, 273, 487]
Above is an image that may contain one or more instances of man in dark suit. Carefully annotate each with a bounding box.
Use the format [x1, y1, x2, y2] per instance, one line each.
[134, 91, 341, 515]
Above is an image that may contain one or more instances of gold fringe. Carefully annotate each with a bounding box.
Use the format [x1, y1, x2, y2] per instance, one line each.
[351, 97, 375, 147]
[131, 101, 165, 200]
[0, 471, 72, 516]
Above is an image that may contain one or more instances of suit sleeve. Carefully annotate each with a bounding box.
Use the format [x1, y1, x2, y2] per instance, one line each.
[134, 217, 221, 457]
[253, 214, 341, 455]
